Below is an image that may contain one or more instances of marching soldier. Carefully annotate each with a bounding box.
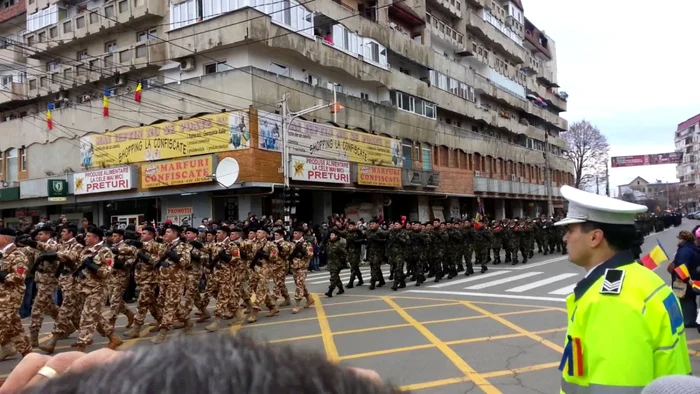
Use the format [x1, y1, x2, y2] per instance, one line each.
[0, 228, 32, 360]
[345, 222, 365, 288]
[248, 229, 279, 323]
[325, 230, 347, 297]
[28, 227, 60, 347]
[72, 227, 122, 352]
[365, 220, 387, 290]
[387, 222, 410, 291]
[196, 230, 218, 323]
[272, 230, 292, 307]
[182, 227, 206, 328]
[123, 226, 162, 339]
[206, 226, 243, 332]
[152, 225, 192, 344]
[107, 229, 137, 328]
[491, 220, 504, 265]
[231, 228, 254, 315]
[289, 227, 314, 313]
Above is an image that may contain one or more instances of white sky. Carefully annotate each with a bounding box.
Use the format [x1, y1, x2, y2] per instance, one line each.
[524, 0, 700, 192]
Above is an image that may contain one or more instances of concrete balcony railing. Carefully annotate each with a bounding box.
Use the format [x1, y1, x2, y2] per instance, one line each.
[0, 38, 26, 65]
[428, 0, 462, 19]
[24, 0, 165, 57]
[0, 82, 27, 105]
[524, 29, 551, 60]
[474, 177, 562, 197]
[465, 11, 527, 64]
[26, 41, 165, 98]
[0, 1, 26, 24]
[527, 79, 566, 112]
[426, 13, 464, 51]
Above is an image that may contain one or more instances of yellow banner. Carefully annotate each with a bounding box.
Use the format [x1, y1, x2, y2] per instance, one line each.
[357, 165, 402, 187]
[140, 155, 214, 189]
[79, 112, 250, 168]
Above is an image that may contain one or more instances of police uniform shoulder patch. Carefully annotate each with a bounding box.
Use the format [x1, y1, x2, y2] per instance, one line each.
[600, 268, 625, 295]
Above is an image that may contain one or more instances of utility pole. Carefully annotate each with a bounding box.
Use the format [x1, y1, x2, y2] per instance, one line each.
[605, 163, 610, 196]
[543, 133, 553, 216]
[595, 175, 599, 195]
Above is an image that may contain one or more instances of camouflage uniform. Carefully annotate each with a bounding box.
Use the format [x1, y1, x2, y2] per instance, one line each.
[547, 224, 559, 254]
[248, 238, 279, 322]
[523, 221, 535, 259]
[387, 227, 410, 290]
[408, 227, 430, 285]
[325, 236, 347, 296]
[107, 240, 137, 325]
[534, 219, 545, 253]
[182, 239, 205, 318]
[345, 229, 365, 287]
[131, 239, 163, 327]
[156, 239, 191, 333]
[272, 238, 292, 304]
[289, 237, 314, 311]
[199, 242, 218, 314]
[205, 238, 243, 330]
[504, 224, 518, 264]
[74, 244, 116, 347]
[431, 226, 449, 281]
[0, 244, 31, 357]
[49, 238, 84, 338]
[473, 224, 491, 272]
[447, 224, 463, 274]
[234, 238, 255, 313]
[516, 225, 528, 264]
[29, 239, 60, 343]
[365, 226, 388, 290]
[461, 223, 474, 274]
[491, 223, 504, 265]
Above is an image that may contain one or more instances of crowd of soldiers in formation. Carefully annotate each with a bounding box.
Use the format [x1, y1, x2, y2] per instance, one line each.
[635, 212, 684, 236]
[0, 222, 318, 361]
[321, 215, 567, 295]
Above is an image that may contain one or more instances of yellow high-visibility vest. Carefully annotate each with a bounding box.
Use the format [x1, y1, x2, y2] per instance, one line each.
[560, 250, 692, 394]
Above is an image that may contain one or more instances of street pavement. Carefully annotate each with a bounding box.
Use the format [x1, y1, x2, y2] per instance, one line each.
[3, 221, 700, 393]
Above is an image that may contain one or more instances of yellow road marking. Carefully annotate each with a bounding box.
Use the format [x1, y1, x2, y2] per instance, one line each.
[313, 294, 339, 362]
[383, 296, 502, 394]
[687, 339, 700, 345]
[462, 301, 564, 353]
[422, 307, 560, 325]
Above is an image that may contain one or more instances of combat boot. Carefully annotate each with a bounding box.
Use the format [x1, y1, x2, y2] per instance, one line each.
[356, 273, 364, 286]
[244, 299, 254, 314]
[196, 309, 212, 323]
[388, 272, 394, 280]
[151, 329, 167, 344]
[0, 343, 17, 361]
[30, 331, 39, 348]
[378, 277, 386, 287]
[125, 309, 135, 328]
[182, 319, 195, 334]
[480, 265, 488, 274]
[325, 286, 334, 298]
[107, 334, 123, 350]
[398, 276, 406, 289]
[38, 336, 58, 354]
[304, 294, 315, 309]
[281, 296, 292, 307]
[123, 323, 143, 339]
[347, 273, 355, 289]
[292, 300, 301, 314]
[336, 282, 345, 295]
[108, 317, 117, 329]
[267, 305, 280, 317]
[205, 318, 221, 332]
[391, 280, 399, 291]
[247, 310, 259, 323]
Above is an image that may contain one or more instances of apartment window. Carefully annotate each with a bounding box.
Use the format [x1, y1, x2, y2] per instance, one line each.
[26, 35, 35, 46]
[38, 32, 45, 43]
[77, 50, 88, 60]
[360, 92, 369, 100]
[331, 24, 358, 55]
[64, 68, 72, 79]
[6, 148, 17, 182]
[46, 60, 60, 72]
[105, 41, 117, 53]
[135, 45, 147, 58]
[362, 38, 387, 67]
[118, 0, 128, 13]
[401, 139, 412, 169]
[302, 73, 320, 86]
[105, 5, 115, 17]
[29, 79, 36, 90]
[19, 148, 26, 172]
[39, 76, 47, 87]
[170, 0, 199, 30]
[137, 28, 157, 42]
[204, 62, 227, 74]
[90, 12, 99, 23]
[268, 62, 289, 77]
[26, 5, 58, 32]
[76, 15, 85, 29]
[392, 91, 436, 119]
[63, 21, 72, 33]
[89, 59, 99, 70]
[120, 49, 132, 63]
[76, 64, 86, 76]
[49, 27, 57, 38]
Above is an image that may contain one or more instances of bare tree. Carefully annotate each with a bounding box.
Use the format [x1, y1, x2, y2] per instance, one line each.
[562, 120, 610, 189]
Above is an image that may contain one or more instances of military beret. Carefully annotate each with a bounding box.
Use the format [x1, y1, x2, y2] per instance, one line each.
[0, 228, 16, 237]
[125, 224, 136, 231]
[64, 226, 79, 235]
[258, 227, 269, 233]
[347, 221, 356, 226]
[114, 229, 125, 236]
[207, 230, 217, 236]
[88, 227, 104, 239]
[124, 230, 140, 240]
[231, 227, 243, 233]
[105, 230, 113, 237]
[274, 229, 285, 236]
[330, 229, 340, 236]
[168, 224, 183, 234]
[218, 226, 231, 234]
[37, 227, 53, 234]
[184, 227, 198, 234]
[369, 218, 378, 224]
[293, 227, 305, 233]
[142, 226, 157, 235]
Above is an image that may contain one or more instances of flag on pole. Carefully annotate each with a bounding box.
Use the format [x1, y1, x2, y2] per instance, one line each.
[103, 87, 109, 117]
[639, 240, 669, 270]
[475, 197, 484, 223]
[134, 81, 142, 103]
[674, 264, 690, 281]
[692, 280, 700, 292]
[46, 102, 53, 130]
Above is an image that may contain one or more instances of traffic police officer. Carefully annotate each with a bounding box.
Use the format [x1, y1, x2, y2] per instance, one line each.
[555, 185, 691, 393]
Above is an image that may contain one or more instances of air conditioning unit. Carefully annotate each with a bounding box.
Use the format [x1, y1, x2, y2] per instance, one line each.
[180, 57, 195, 71]
[115, 75, 126, 86]
[509, 174, 517, 181]
[474, 171, 481, 177]
[55, 91, 68, 101]
[518, 176, 524, 182]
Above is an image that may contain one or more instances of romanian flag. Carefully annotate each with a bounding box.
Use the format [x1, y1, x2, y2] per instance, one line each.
[559, 336, 584, 377]
[103, 87, 109, 117]
[675, 264, 690, 281]
[692, 280, 700, 292]
[134, 81, 142, 103]
[46, 102, 53, 130]
[640, 241, 669, 270]
[476, 197, 484, 223]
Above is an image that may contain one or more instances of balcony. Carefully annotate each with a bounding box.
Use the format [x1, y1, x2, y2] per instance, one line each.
[0, 82, 27, 105]
[527, 80, 566, 112]
[473, 177, 562, 197]
[24, 0, 166, 57]
[524, 28, 551, 60]
[0, 1, 26, 24]
[465, 11, 526, 64]
[428, 0, 461, 19]
[426, 13, 464, 51]
[0, 35, 27, 65]
[536, 68, 558, 88]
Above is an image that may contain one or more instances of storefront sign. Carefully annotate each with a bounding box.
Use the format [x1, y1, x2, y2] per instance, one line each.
[79, 112, 250, 168]
[357, 165, 402, 187]
[258, 111, 282, 152]
[611, 152, 683, 168]
[166, 207, 193, 216]
[140, 155, 214, 189]
[290, 156, 350, 184]
[73, 167, 133, 195]
[287, 120, 404, 167]
[0, 187, 19, 201]
[47, 179, 68, 202]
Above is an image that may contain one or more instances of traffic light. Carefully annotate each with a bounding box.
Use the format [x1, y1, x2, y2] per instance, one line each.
[284, 187, 300, 214]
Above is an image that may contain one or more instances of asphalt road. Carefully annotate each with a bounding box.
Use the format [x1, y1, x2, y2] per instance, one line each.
[3, 221, 700, 393]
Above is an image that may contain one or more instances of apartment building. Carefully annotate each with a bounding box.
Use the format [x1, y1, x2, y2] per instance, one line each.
[675, 113, 700, 186]
[0, 0, 572, 226]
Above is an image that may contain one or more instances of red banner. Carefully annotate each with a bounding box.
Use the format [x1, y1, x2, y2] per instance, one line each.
[611, 152, 682, 168]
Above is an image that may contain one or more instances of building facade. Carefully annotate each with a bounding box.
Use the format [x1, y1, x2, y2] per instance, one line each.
[0, 0, 573, 226]
[676, 113, 700, 186]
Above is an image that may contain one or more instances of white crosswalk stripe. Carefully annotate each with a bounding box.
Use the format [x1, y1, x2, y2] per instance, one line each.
[464, 272, 543, 290]
[548, 283, 577, 295]
[428, 270, 512, 289]
[506, 273, 579, 293]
